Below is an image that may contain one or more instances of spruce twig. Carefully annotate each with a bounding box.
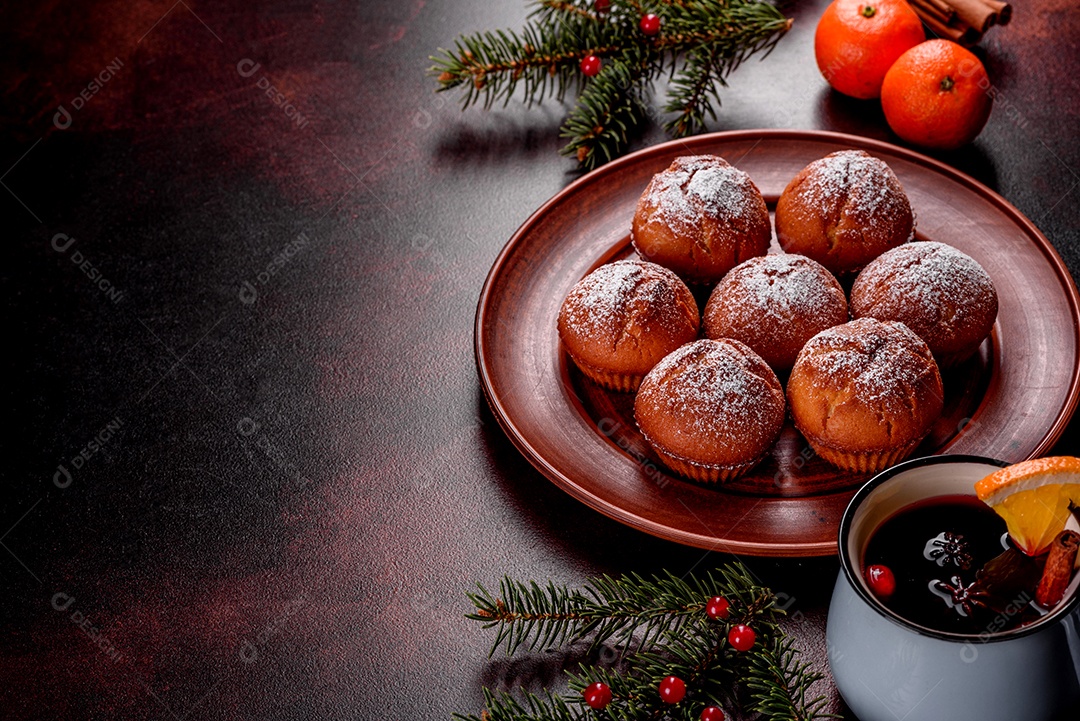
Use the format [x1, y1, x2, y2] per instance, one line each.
[467, 566, 773, 657]
[429, 0, 792, 168]
[745, 635, 834, 721]
[457, 563, 836, 721]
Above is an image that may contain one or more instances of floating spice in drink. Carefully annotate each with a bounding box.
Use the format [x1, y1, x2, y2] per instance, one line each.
[863, 494, 1043, 634]
[862, 457, 1080, 636]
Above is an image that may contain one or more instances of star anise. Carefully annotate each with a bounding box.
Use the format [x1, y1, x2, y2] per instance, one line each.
[924, 531, 973, 569]
[930, 575, 990, 618]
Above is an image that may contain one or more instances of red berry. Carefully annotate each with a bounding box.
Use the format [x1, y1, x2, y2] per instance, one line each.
[583, 681, 612, 710]
[640, 13, 661, 36]
[580, 54, 602, 77]
[866, 564, 896, 599]
[658, 675, 686, 704]
[705, 596, 730, 620]
[700, 707, 726, 721]
[594, 0, 610, 12]
[728, 624, 756, 651]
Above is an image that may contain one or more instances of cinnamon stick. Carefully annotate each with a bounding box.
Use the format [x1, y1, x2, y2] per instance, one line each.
[921, 13, 982, 47]
[909, 0, 1014, 45]
[985, 0, 1012, 26]
[1036, 530, 1080, 608]
[910, 0, 954, 25]
[924, 0, 958, 20]
[950, 0, 998, 33]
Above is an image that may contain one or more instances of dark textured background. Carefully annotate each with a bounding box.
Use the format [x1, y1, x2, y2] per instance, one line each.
[1, 1, 1078, 719]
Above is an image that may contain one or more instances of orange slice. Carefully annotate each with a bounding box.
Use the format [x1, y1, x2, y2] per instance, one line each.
[975, 457, 1080, 556]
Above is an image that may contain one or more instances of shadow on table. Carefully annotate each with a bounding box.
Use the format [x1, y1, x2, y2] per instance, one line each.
[474, 391, 841, 603]
[479, 638, 628, 695]
[428, 107, 665, 186]
[431, 115, 566, 167]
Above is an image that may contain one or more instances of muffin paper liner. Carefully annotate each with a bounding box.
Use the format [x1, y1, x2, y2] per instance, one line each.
[571, 359, 644, 393]
[650, 445, 760, 484]
[805, 437, 922, 474]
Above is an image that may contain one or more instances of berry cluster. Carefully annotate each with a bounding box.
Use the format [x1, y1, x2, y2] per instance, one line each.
[584, 678, 722, 719]
[579, 8, 664, 77]
[579, 595, 754, 719]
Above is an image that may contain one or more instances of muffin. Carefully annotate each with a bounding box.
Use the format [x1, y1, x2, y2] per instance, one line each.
[558, 259, 699, 392]
[703, 254, 849, 374]
[634, 339, 786, 483]
[631, 155, 771, 285]
[775, 150, 914, 276]
[787, 318, 944, 473]
[850, 241, 998, 367]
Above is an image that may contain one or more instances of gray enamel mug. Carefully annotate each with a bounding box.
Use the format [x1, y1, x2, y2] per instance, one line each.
[827, 455, 1080, 720]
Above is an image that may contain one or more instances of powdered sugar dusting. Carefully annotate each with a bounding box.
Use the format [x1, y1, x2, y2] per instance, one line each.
[786, 150, 911, 231]
[811, 150, 897, 215]
[799, 318, 939, 413]
[563, 260, 641, 335]
[711, 254, 846, 327]
[640, 155, 763, 234]
[559, 259, 697, 344]
[637, 339, 784, 454]
[851, 242, 997, 340]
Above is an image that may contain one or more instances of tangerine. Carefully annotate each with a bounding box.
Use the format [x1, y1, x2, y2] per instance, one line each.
[881, 39, 993, 150]
[814, 0, 925, 99]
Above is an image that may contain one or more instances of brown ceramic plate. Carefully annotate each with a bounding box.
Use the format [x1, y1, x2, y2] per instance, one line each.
[474, 130, 1080, 557]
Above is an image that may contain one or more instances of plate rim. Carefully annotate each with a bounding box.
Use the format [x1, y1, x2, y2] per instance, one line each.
[474, 128, 1080, 556]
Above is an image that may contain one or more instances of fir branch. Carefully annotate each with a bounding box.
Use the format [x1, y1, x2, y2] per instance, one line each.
[458, 563, 834, 721]
[452, 686, 586, 721]
[558, 58, 649, 169]
[468, 566, 775, 657]
[662, 1, 792, 136]
[431, 4, 621, 110]
[744, 635, 838, 721]
[429, 0, 792, 166]
[535, 0, 602, 22]
[664, 45, 726, 137]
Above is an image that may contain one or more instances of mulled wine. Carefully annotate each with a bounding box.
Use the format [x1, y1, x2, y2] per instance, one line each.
[863, 494, 1043, 635]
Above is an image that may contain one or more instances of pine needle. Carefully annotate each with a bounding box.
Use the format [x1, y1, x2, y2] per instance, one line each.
[457, 562, 835, 721]
[429, 0, 792, 168]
